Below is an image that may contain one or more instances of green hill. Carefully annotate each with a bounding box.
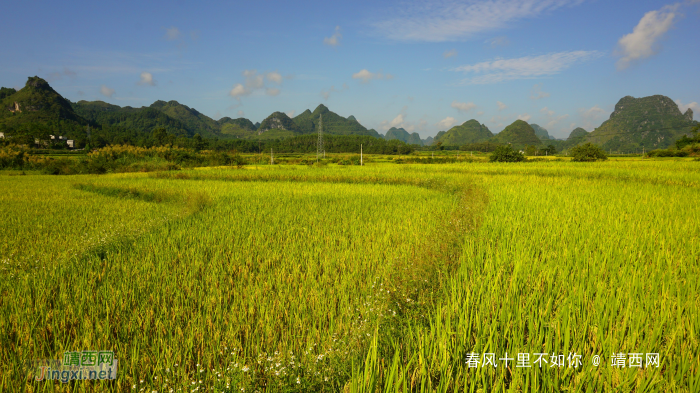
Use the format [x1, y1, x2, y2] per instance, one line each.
[490, 120, 542, 147]
[72, 101, 191, 138]
[218, 117, 257, 139]
[0, 76, 88, 143]
[149, 100, 221, 138]
[568, 127, 589, 141]
[530, 124, 551, 140]
[293, 104, 381, 138]
[384, 127, 424, 146]
[258, 112, 302, 135]
[435, 119, 493, 145]
[0, 87, 17, 100]
[585, 95, 697, 151]
[218, 117, 256, 130]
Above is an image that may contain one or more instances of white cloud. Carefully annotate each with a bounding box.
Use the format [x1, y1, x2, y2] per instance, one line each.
[165, 26, 181, 40]
[547, 115, 569, 129]
[486, 36, 510, 47]
[490, 115, 511, 128]
[352, 69, 392, 83]
[577, 105, 608, 130]
[437, 116, 457, 129]
[477, 111, 484, 115]
[675, 99, 699, 119]
[229, 83, 250, 98]
[373, 0, 584, 42]
[454, 51, 603, 84]
[379, 110, 419, 132]
[287, 110, 295, 118]
[451, 100, 476, 113]
[530, 84, 549, 100]
[321, 86, 338, 100]
[237, 110, 245, 117]
[616, 4, 679, 70]
[497, 101, 507, 111]
[100, 85, 115, 98]
[389, 114, 406, 128]
[46, 67, 77, 82]
[138, 72, 156, 86]
[443, 49, 457, 58]
[517, 113, 532, 122]
[230, 69, 286, 100]
[243, 70, 265, 89]
[266, 72, 283, 84]
[324, 26, 342, 46]
[540, 107, 569, 129]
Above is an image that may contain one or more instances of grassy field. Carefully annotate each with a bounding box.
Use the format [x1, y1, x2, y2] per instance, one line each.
[1, 159, 698, 392]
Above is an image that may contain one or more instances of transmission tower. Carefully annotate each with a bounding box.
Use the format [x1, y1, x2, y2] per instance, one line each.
[317, 114, 325, 161]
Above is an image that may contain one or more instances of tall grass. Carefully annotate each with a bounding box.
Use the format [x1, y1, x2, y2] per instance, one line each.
[352, 164, 700, 392]
[1, 159, 698, 392]
[1, 171, 461, 392]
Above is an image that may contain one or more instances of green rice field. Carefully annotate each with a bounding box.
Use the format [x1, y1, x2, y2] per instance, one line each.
[1, 159, 698, 392]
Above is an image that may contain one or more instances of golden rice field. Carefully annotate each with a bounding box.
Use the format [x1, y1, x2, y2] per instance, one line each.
[1, 159, 698, 392]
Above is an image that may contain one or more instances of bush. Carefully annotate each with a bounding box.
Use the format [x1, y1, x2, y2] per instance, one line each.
[0, 146, 26, 168]
[647, 149, 688, 158]
[489, 145, 525, 162]
[570, 143, 608, 162]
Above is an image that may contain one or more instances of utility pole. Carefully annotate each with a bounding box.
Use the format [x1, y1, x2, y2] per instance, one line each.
[270, 148, 273, 165]
[361, 144, 363, 166]
[317, 114, 325, 162]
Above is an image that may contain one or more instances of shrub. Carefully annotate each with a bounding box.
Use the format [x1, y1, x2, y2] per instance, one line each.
[489, 145, 525, 162]
[570, 143, 608, 162]
[0, 146, 26, 169]
[647, 149, 689, 158]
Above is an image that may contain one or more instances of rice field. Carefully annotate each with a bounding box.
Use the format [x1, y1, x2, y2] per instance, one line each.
[1, 159, 698, 392]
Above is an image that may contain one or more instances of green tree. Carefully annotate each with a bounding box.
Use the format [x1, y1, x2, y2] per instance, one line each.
[545, 144, 557, 155]
[570, 143, 608, 162]
[192, 133, 208, 151]
[489, 145, 525, 162]
[152, 127, 169, 146]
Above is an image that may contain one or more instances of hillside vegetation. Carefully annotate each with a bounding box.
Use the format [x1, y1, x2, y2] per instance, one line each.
[585, 95, 697, 151]
[435, 119, 493, 146]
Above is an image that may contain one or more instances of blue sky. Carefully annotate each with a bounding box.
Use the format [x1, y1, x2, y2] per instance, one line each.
[1, 0, 698, 139]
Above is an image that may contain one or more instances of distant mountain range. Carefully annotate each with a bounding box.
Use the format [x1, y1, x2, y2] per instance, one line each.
[583, 95, 696, 151]
[384, 127, 432, 146]
[434, 119, 542, 148]
[0, 77, 389, 148]
[1, 77, 697, 151]
[433, 95, 697, 151]
[530, 124, 552, 140]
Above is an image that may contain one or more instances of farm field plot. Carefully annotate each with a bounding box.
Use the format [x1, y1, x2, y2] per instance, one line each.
[0, 168, 465, 392]
[1, 160, 699, 392]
